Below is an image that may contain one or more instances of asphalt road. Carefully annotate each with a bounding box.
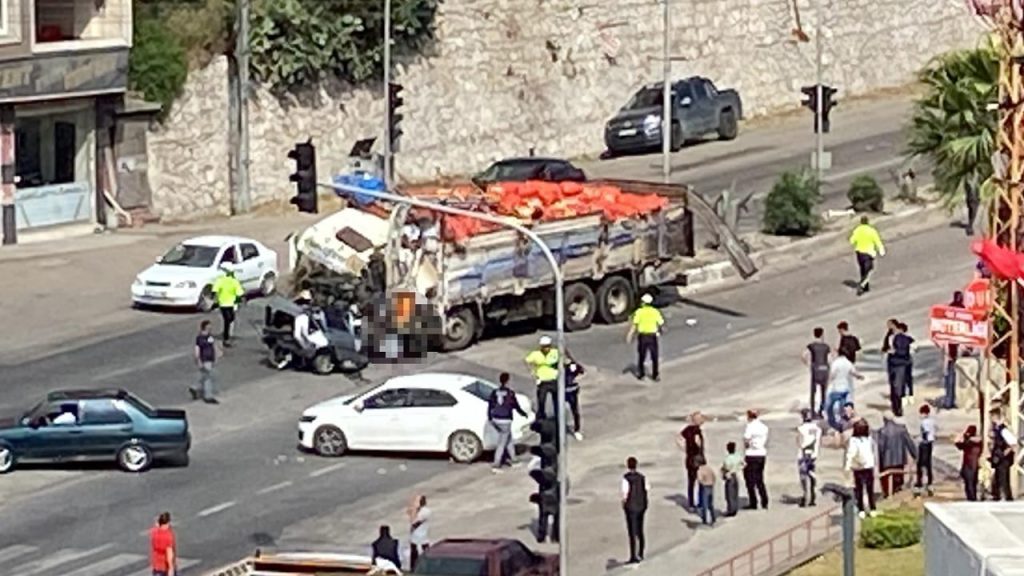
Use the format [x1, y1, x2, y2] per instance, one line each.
[0, 95, 944, 576]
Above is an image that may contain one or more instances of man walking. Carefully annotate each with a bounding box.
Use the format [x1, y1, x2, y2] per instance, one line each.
[990, 409, 1018, 501]
[524, 336, 560, 418]
[849, 215, 885, 295]
[836, 321, 861, 363]
[890, 322, 915, 411]
[212, 265, 244, 346]
[877, 411, 917, 498]
[796, 408, 822, 507]
[743, 410, 770, 510]
[914, 405, 936, 497]
[149, 512, 176, 576]
[488, 372, 527, 472]
[621, 456, 649, 565]
[677, 412, 706, 510]
[825, 352, 863, 432]
[802, 327, 831, 418]
[627, 293, 664, 381]
[565, 355, 585, 441]
[190, 320, 219, 404]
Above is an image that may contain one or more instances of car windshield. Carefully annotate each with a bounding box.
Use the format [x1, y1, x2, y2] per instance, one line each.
[462, 380, 496, 402]
[413, 557, 488, 576]
[159, 244, 219, 267]
[476, 161, 544, 182]
[624, 86, 672, 110]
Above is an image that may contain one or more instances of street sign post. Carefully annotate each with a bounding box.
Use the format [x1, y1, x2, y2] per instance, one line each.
[929, 305, 989, 347]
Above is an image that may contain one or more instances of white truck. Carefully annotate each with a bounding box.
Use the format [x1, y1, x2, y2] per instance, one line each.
[289, 179, 752, 351]
[204, 551, 401, 575]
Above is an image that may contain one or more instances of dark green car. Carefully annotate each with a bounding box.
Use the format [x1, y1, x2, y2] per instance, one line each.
[0, 389, 191, 474]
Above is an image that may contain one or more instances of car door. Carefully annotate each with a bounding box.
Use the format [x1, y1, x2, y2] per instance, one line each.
[22, 402, 84, 461]
[689, 78, 719, 134]
[405, 388, 459, 450]
[77, 399, 134, 458]
[350, 388, 411, 449]
[237, 242, 266, 291]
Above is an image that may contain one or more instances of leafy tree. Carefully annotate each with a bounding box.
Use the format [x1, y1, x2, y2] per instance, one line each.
[128, 16, 188, 116]
[847, 175, 884, 213]
[907, 39, 1000, 208]
[762, 170, 822, 236]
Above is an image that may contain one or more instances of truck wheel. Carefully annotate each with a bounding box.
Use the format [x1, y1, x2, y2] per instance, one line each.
[718, 109, 738, 140]
[596, 276, 635, 324]
[564, 282, 597, 331]
[443, 307, 478, 351]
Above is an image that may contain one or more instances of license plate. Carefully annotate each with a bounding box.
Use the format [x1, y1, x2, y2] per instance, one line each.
[618, 128, 638, 136]
[145, 290, 165, 298]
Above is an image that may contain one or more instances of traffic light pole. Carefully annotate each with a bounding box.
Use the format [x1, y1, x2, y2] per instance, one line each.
[327, 181, 568, 572]
[814, 0, 824, 181]
[383, 0, 394, 187]
[661, 0, 672, 184]
[234, 0, 252, 214]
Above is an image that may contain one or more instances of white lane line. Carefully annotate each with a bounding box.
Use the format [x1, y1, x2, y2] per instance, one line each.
[309, 462, 347, 478]
[90, 366, 137, 382]
[91, 352, 188, 381]
[727, 328, 757, 340]
[256, 480, 293, 495]
[15, 544, 113, 575]
[822, 157, 905, 183]
[127, 559, 199, 576]
[197, 501, 236, 518]
[143, 351, 188, 367]
[0, 544, 36, 564]
[771, 314, 800, 327]
[683, 343, 710, 354]
[61, 553, 145, 576]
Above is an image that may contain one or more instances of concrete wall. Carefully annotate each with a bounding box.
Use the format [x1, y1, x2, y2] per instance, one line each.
[146, 0, 985, 219]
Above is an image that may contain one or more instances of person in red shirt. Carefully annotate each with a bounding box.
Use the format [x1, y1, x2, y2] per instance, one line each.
[150, 512, 176, 576]
[955, 425, 983, 501]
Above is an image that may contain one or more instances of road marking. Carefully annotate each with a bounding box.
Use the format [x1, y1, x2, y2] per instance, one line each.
[143, 351, 188, 367]
[0, 544, 36, 564]
[822, 157, 905, 183]
[309, 462, 346, 478]
[197, 501, 236, 517]
[61, 553, 145, 576]
[257, 480, 293, 495]
[127, 559, 199, 576]
[90, 366, 137, 382]
[91, 352, 188, 381]
[727, 328, 757, 340]
[683, 343, 710, 354]
[771, 314, 800, 327]
[14, 544, 112, 575]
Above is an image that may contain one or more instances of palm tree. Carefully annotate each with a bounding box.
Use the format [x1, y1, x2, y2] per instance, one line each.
[906, 38, 1000, 208]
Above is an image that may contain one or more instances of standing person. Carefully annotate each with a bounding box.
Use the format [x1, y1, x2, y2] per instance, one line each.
[621, 456, 650, 565]
[955, 425, 983, 501]
[488, 372, 528, 472]
[564, 355, 585, 441]
[743, 410, 770, 510]
[836, 321, 861, 363]
[371, 525, 401, 570]
[149, 512, 176, 576]
[720, 442, 743, 517]
[848, 215, 886, 295]
[845, 419, 878, 519]
[408, 495, 431, 571]
[877, 412, 918, 498]
[796, 409, 822, 507]
[893, 322, 916, 408]
[802, 327, 832, 418]
[881, 318, 898, 397]
[627, 293, 664, 381]
[944, 291, 965, 409]
[189, 320, 219, 404]
[524, 336, 560, 418]
[989, 409, 1018, 501]
[825, 352, 864, 433]
[695, 455, 717, 527]
[915, 405, 936, 497]
[676, 412, 706, 510]
[212, 265, 244, 346]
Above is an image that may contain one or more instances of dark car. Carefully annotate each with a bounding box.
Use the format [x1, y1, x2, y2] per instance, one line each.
[472, 157, 586, 187]
[0, 389, 190, 474]
[413, 538, 558, 576]
[604, 76, 743, 155]
[262, 295, 370, 374]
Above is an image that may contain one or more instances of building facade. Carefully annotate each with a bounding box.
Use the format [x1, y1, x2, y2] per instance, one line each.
[0, 0, 131, 245]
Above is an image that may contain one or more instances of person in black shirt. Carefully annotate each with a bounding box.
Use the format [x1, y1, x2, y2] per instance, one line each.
[677, 413, 705, 510]
[836, 321, 861, 363]
[371, 525, 401, 570]
[890, 322, 914, 415]
[621, 457, 649, 565]
[944, 291, 965, 409]
[565, 358, 585, 441]
[802, 327, 831, 417]
[190, 320, 219, 404]
[881, 318, 898, 393]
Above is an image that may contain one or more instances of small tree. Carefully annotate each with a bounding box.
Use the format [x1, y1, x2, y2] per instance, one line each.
[761, 170, 821, 236]
[128, 16, 188, 116]
[847, 175, 885, 213]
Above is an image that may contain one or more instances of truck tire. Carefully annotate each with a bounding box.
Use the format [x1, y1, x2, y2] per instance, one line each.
[564, 282, 597, 332]
[718, 109, 738, 140]
[443, 307, 478, 351]
[596, 276, 635, 324]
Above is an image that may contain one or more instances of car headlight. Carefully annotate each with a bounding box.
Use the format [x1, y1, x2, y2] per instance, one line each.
[643, 114, 661, 134]
[133, 277, 144, 287]
[299, 415, 316, 424]
[175, 280, 197, 289]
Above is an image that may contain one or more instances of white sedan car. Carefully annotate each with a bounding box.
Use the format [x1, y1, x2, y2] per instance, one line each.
[131, 235, 279, 311]
[298, 372, 535, 463]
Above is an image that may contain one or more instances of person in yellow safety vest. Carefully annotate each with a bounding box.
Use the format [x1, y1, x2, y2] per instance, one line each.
[524, 335, 560, 418]
[627, 293, 665, 381]
[849, 215, 886, 296]
[212, 265, 245, 346]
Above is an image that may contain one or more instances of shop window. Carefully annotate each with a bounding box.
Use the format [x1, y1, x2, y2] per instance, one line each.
[15, 112, 84, 188]
[15, 119, 42, 188]
[53, 122, 76, 184]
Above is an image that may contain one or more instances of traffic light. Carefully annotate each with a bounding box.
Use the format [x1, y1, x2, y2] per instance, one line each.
[529, 415, 560, 510]
[387, 82, 404, 152]
[800, 84, 838, 133]
[288, 140, 317, 213]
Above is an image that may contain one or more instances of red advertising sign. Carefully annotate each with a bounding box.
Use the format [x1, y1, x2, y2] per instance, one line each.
[964, 278, 991, 313]
[930, 305, 989, 347]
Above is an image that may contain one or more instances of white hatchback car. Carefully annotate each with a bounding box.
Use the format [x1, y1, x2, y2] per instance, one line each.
[131, 235, 279, 311]
[298, 373, 535, 463]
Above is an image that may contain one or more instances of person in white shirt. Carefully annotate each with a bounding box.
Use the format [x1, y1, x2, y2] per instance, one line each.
[825, 355, 864, 433]
[845, 419, 878, 518]
[743, 410, 770, 510]
[796, 409, 822, 507]
[293, 295, 329, 352]
[52, 407, 77, 426]
[408, 494, 431, 570]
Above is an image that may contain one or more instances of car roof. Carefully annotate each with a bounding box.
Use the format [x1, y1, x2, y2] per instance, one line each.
[428, 538, 521, 555]
[493, 156, 569, 165]
[382, 372, 491, 392]
[47, 389, 128, 401]
[182, 235, 256, 247]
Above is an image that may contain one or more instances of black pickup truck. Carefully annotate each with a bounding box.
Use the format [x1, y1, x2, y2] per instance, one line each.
[604, 76, 743, 155]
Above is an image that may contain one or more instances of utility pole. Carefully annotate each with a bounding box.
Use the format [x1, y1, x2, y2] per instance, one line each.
[383, 0, 393, 187]
[814, 0, 824, 181]
[234, 0, 252, 214]
[661, 0, 672, 184]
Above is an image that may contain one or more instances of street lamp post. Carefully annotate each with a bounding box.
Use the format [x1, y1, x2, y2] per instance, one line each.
[383, 0, 394, 186]
[324, 182, 569, 574]
[661, 0, 672, 184]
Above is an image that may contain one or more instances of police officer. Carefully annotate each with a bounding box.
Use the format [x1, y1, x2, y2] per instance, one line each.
[627, 293, 664, 381]
[564, 353, 585, 441]
[989, 409, 1018, 501]
[848, 215, 886, 295]
[212, 265, 245, 346]
[525, 336, 560, 418]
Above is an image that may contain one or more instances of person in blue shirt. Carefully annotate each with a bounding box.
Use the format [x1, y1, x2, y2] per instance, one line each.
[488, 372, 528, 472]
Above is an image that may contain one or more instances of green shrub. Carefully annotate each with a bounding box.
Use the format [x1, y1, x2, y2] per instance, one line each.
[129, 16, 189, 116]
[761, 170, 822, 236]
[848, 175, 885, 213]
[860, 509, 922, 550]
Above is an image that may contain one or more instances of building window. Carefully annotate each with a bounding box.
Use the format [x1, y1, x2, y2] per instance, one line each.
[15, 107, 91, 189]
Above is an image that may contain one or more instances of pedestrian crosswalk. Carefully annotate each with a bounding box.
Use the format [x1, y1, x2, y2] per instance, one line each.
[1, 545, 201, 576]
